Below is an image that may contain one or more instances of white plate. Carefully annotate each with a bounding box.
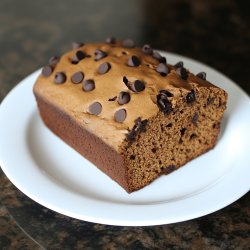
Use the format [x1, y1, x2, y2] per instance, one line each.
[0, 52, 250, 226]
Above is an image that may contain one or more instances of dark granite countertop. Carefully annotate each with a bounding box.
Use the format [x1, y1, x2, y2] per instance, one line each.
[0, 0, 249, 249]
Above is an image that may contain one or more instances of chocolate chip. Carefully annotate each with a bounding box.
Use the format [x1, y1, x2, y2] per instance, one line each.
[142, 44, 153, 55]
[98, 62, 111, 74]
[157, 98, 173, 114]
[72, 50, 86, 64]
[89, 102, 102, 115]
[42, 65, 53, 77]
[161, 165, 176, 175]
[191, 112, 199, 125]
[157, 90, 173, 114]
[159, 90, 173, 97]
[153, 51, 166, 63]
[156, 63, 169, 76]
[49, 56, 60, 66]
[94, 49, 107, 61]
[122, 39, 135, 48]
[130, 80, 145, 93]
[108, 96, 117, 101]
[176, 67, 188, 80]
[196, 72, 206, 80]
[54, 72, 66, 84]
[159, 57, 166, 64]
[72, 42, 84, 49]
[123, 76, 129, 85]
[126, 118, 148, 142]
[106, 36, 116, 44]
[135, 118, 148, 133]
[127, 131, 136, 142]
[124, 78, 145, 92]
[75, 50, 85, 60]
[72, 59, 79, 64]
[71, 71, 84, 84]
[186, 89, 196, 103]
[83, 79, 95, 92]
[118, 92, 131, 105]
[127, 56, 140, 67]
[114, 109, 127, 123]
[174, 61, 184, 68]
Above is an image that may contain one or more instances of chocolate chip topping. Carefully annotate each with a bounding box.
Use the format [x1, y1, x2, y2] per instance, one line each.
[76, 50, 86, 60]
[114, 109, 127, 123]
[118, 91, 131, 105]
[123, 77, 145, 92]
[176, 67, 188, 80]
[89, 102, 102, 115]
[186, 89, 196, 103]
[174, 61, 184, 68]
[157, 98, 172, 115]
[94, 49, 107, 61]
[108, 96, 117, 101]
[153, 51, 166, 63]
[130, 80, 145, 93]
[156, 63, 169, 76]
[122, 39, 135, 48]
[196, 72, 206, 80]
[159, 89, 173, 97]
[71, 71, 84, 84]
[142, 44, 153, 55]
[126, 117, 148, 142]
[54, 72, 66, 84]
[122, 76, 132, 90]
[98, 62, 111, 74]
[71, 58, 79, 64]
[42, 65, 53, 77]
[123, 76, 129, 85]
[72, 42, 84, 49]
[49, 56, 60, 66]
[159, 57, 167, 64]
[127, 56, 140, 67]
[72, 50, 86, 64]
[106, 36, 116, 44]
[83, 79, 95, 92]
[157, 91, 173, 114]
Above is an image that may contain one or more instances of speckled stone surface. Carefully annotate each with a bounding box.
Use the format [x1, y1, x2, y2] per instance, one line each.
[0, 0, 249, 249]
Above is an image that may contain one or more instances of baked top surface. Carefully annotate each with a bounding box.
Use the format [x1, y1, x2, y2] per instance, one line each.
[34, 41, 220, 150]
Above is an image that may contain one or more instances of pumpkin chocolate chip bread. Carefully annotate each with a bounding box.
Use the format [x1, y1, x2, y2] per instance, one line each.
[33, 37, 227, 193]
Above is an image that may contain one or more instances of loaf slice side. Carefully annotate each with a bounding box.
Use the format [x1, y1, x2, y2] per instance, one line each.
[120, 86, 227, 192]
